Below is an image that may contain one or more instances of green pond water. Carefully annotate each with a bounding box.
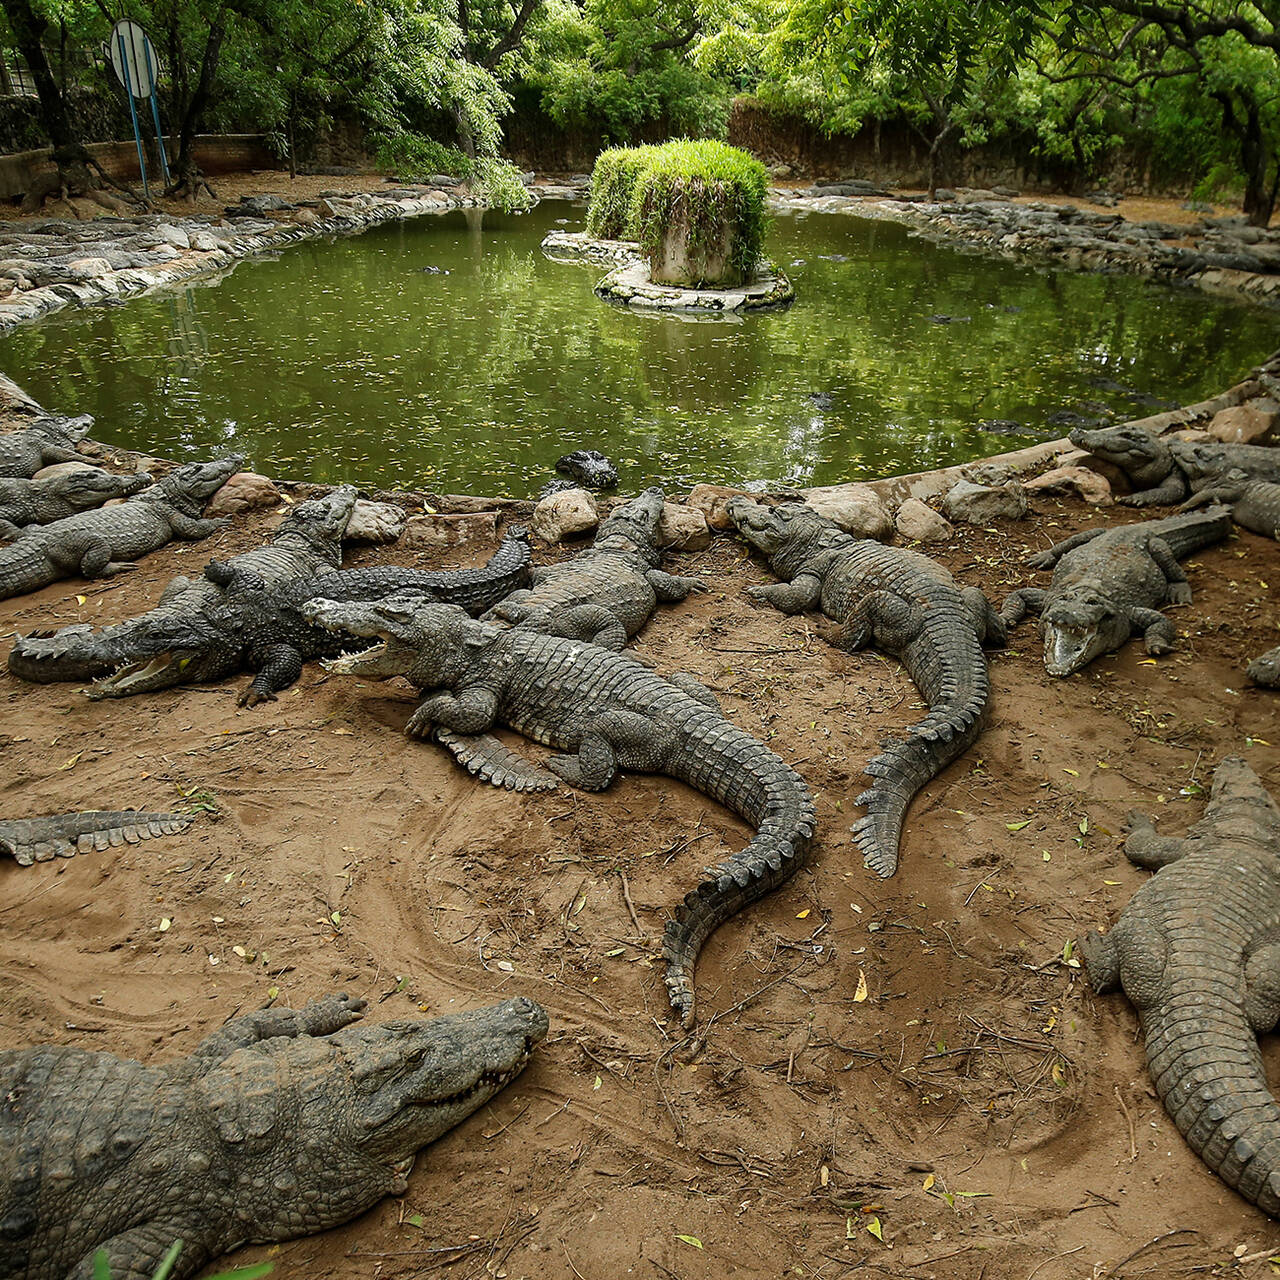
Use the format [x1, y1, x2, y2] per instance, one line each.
[2, 200, 1277, 497]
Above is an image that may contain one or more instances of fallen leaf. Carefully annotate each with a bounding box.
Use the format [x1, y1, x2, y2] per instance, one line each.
[75, 594, 85, 605]
[853, 969, 868, 1003]
[158, 917, 171, 932]
[866, 1217, 884, 1242]
[1006, 820, 1031, 832]
[58, 752, 82, 771]
[922, 1173, 935, 1191]
[796, 908, 810, 919]
[332, 727, 354, 736]
[1063, 768, 1079, 777]
[496, 960, 514, 973]
[593, 1075, 602, 1091]
[675, 1235, 703, 1250]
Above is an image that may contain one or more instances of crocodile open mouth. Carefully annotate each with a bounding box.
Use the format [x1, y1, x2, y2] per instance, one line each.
[86, 652, 197, 699]
[322, 642, 399, 677]
[1043, 625, 1097, 677]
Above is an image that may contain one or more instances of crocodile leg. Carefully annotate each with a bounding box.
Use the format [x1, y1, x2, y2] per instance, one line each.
[542, 603, 628, 650]
[167, 512, 232, 540]
[961, 585, 1007, 647]
[1124, 812, 1188, 869]
[665, 672, 720, 709]
[546, 710, 670, 790]
[647, 569, 707, 601]
[70, 1224, 211, 1280]
[746, 572, 822, 613]
[1120, 472, 1189, 507]
[1026, 528, 1106, 571]
[241, 644, 305, 707]
[1244, 944, 1280, 1032]
[405, 687, 500, 739]
[434, 729, 560, 791]
[1148, 537, 1194, 604]
[998, 587, 1046, 628]
[190, 994, 366, 1064]
[1131, 606, 1177, 655]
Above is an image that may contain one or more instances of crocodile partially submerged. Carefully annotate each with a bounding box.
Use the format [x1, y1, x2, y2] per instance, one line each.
[487, 486, 705, 649]
[0, 456, 242, 600]
[0, 809, 194, 866]
[1070, 424, 1280, 507]
[0, 993, 547, 1279]
[305, 596, 817, 1027]
[1180, 469, 1280, 539]
[726, 498, 1004, 879]
[1081, 757, 1280, 1219]
[0, 415, 93, 478]
[0, 468, 152, 539]
[1000, 508, 1232, 676]
[541, 449, 619, 496]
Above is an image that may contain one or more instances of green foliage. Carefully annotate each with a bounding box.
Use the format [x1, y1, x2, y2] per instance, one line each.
[374, 130, 531, 211]
[91, 1241, 272, 1280]
[586, 139, 768, 281]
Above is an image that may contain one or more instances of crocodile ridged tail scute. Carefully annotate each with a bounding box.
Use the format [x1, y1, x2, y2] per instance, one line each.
[0, 809, 194, 865]
[661, 759, 817, 1027]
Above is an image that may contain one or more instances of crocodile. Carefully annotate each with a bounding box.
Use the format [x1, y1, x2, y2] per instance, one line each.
[487, 486, 705, 649]
[1069, 423, 1280, 507]
[0, 810, 194, 866]
[0, 468, 152, 539]
[726, 498, 1004, 879]
[1000, 508, 1232, 676]
[1180, 469, 1280, 539]
[304, 595, 817, 1027]
[0, 415, 93, 479]
[1080, 757, 1280, 1219]
[0, 993, 547, 1280]
[5, 484, 360, 692]
[81, 524, 533, 706]
[0, 455, 242, 601]
[540, 449, 620, 496]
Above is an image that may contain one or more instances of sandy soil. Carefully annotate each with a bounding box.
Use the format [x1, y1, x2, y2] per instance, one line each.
[3, 478, 1280, 1279]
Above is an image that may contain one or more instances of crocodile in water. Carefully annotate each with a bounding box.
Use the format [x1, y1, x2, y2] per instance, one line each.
[305, 595, 817, 1026]
[1000, 508, 1231, 676]
[0, 809, 194, 866]
[0, 993, 547, 1279]
[540, 449, 619, 496]
[0, 456, 242, 601]
[0, 468, 152, 540]
[0, 415, 93, 479]
[726, 498, 1004, 879]
[1081, 757, 1280, 1218]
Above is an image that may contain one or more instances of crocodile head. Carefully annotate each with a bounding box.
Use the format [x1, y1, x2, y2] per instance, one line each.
[1040, 587, 1130, 676]
[284, 996, 546, 1178]
[1178, 444, 1239, 490]
[306, 595, 490, 686]
[1179, 466, 1251, 509]
[8, 623, 116, 683]
[31, 413, 93, 444]
[273, 484, 360, 559]
[555, 449, 618, 491]
[47, 467, 152, 509]
[726, 499, 833, 575]
[1068, 424, 1173, 488]
[592, 486, 665, 562]
[160, 454, 246, 507]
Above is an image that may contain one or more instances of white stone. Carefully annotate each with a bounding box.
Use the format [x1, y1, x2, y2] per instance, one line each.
[345, 499, 407, 544]
[402, 511, 499, 549]
[656, 502, 711, 551]
[531, 488, 599, 543]
[190, 231, 221, 252]
[155, 224, 190, 250]
[65, 257, 113, 280]
[942, 478, 1028, 524]
[894, 497, 953, 543]
[801, 484, 894, 540]
[686, 483, 754, 531]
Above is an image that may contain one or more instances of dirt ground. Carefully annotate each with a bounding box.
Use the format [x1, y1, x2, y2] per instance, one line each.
[3, 469, 1280, 1279]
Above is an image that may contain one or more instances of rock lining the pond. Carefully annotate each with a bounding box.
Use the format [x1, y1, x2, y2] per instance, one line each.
[531, 487, 600, 542]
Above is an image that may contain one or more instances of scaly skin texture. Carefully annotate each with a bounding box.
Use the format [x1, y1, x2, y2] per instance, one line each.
[306, 597, 816, 1027]
[1081, 758, 1280, 1219]
[1000, 509, 1231, 676]
[0, 994, 547, 1280]
[0, 469, 151, 540]
[0, 456, 243, 601]
[1182, 469, 1280, 540]
[6, 487, 360, 698]
[1070, 424, 1280, 507]
[726, 499, 1003, 879]
[0, 416, 93, 479]
[486, 487, 705, 649]
[541, 450, 620, 496]
[0, 810, 193, 866]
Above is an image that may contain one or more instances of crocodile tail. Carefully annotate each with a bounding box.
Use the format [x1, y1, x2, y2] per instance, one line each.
[662, 766, 817, 1028]
[0, 810, 194, 866]
[1143, 993, 1280, 1216]
[852, 630, 989, 878]
[1151, 507, 1233, 557]
[0, 537, 52, 600]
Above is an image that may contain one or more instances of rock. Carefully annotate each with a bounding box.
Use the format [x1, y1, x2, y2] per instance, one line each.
[345, 499, 407, 544]
[530, 488, 599, 542]
[686, 482, 756, 530]
[656, 503, 711, 551]
[1169, 428, 1215, 443]
[964, 462, 1019, 486]
[154, 224, 190, 250]
[32, 460, 106, 481]
[65, 257, 112, 280]
[190, 231, 221, 252]
[894, 497, 953, 543]
[1206, 399, 1280, 444]
[289, 208, 321, 227]
[1024, 465, 1113, 506]
[800, 483, 894, 540]
[204, 471, 281, 518]
[1053, 448, 1129, 491]
[942, 479, 1028, 524]
[401, 511, 499, 549]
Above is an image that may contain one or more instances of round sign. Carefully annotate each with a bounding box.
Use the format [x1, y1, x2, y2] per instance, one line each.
[107, 20, 159, 99]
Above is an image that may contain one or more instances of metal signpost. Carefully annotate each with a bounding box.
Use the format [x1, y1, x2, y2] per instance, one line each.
[107, 20, 170, 199]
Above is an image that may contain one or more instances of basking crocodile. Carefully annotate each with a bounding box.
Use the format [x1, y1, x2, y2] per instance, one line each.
[5, 484, 360, 694]
[0, 810, 194, 866]
[82, 524, 533, 706]
[726, 498, 1004, 879]
[488, 486, 705, 649]
[1081, 757, 1280, 1219]
[1180, 469, 1280, 539]
[0, 415, 93, 479]
[305, 596, 817, 1027]
[541, 449, 619, 496]
[1000, 508, 1232, 676]
[0, 993, 547, 1280]
[0, 468, 152, 540]
[1070, 424, 1280, 507]
[0, 456, 242, 601]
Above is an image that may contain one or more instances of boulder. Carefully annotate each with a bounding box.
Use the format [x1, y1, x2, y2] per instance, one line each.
[154, 224, 190, 250]
[33, 460, 107, 481]
[345, 499, 407, 544]
[1023, 465, 1113, 506]
[289, 207, 321, 227]
[402, 511, 499, 549]
[800, 483, 894, 540]
[942, 478, 1028, 524]
[190, 231, 221, 252]
[657, 502, 711, 551]
[531, 488, 599, 542]
[65, 257, 113, 280]
[894, 497, 952, 543]
[204, 471, 281, 518]
[686, 482, 755, 530]
[1206, 399, 1280, 445]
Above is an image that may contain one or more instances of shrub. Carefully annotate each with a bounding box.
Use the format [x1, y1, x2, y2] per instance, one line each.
[585, 144, 661, 238]
[373, 132, 531, 214]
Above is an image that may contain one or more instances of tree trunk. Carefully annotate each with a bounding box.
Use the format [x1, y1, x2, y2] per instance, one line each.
[167, 13, 227, 201]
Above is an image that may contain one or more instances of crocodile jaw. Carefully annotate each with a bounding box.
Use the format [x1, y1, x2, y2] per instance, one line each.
[1042, 623, 1106, 677]
[87, 652, 205, 699]
[322, 641, 410, 678]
